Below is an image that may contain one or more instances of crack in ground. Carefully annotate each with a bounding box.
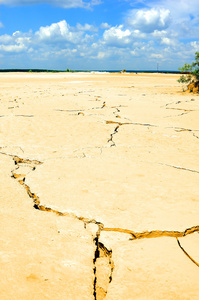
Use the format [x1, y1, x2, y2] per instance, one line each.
[167, 127, 199, 141]
[172, 127, 199, 132]
[107, 125, 119, 147]
[106, 121, 157, 127]
[93, 232, 114, 299]
[4, 153, 110, 300]
[54, 102, 106, 115]
[166, 108, 194, 112]
[0, 114, 34, 118]
[164, 112, 190, 118]
[15, 114, 34, 117]
[1, 151, 199, 299]
[176, 238, 199, 268]
[112, 107, 121, 119]
[0, 146, 24, 153]
[106, 121, 157, 147]
[193, 133, 199, 139]
[164, 98, 196, 107]
[103, 226, 199, 268]
[159, 163, 199, 174]
[102, 226, 199, 240]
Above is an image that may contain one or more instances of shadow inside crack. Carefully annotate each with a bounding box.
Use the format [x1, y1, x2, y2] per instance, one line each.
[93, 236, 114, 300]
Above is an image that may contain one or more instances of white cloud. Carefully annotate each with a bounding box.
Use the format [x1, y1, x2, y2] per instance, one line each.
[97, 52, 105, 59]
[148, 0, 199, 21]
[35, 20, 82, 43]
[127, 8, 172, 33]
[131, 29, 146, 39]
[82, 33, 96, 43]
[136, 0, 199, 40]
[0, 0, 101, 9]
[76, 23, 98, 32]
[103, 25, 132, 47]
[151, 30, 177, 47]
[0, 19, 104, 69]
[152, 30, 167, 38]
[0, 20, 87, 56]
[190, 41, 199, 51]
[131, 50, 137, 56]
[100, 23, 111, 29]
[0, 30, 31, 53]
[0, 14, 197, 70]
[0, 44, 27, 53]
[160, 37, 176, 46]
[0, 34, 13, 44]
[151, 53, 163, 59]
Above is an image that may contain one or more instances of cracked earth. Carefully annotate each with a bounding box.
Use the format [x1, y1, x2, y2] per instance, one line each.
[0, 72, 199, 299]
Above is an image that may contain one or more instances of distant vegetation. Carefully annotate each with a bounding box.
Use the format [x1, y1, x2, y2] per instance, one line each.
[0, 69, 75, 73]
[178, 52, 199, 92]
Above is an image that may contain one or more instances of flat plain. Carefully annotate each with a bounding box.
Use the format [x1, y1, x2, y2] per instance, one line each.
[0, 72, 199, 299]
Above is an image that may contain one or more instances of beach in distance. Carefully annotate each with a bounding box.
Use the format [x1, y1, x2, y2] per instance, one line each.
[0, 72, 199, 299]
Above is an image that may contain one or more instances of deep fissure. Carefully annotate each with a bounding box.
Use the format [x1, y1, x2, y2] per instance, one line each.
[93, 236, 100, 300]
[1, 152, 199, 300]
[93, 233, 114, 300]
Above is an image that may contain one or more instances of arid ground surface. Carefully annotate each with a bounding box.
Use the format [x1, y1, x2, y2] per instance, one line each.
[0, 72, 199, 299]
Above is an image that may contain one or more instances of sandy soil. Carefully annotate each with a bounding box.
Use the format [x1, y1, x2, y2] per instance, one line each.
[0, 72, 199, 299]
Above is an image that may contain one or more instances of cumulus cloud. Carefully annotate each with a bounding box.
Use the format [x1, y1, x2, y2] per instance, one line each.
[0, 34, 13, 44]
[151, 29, 177, 47]
[100, 23, 111, 29]
[135, 0, 199, 40]
[0, 44, 27, 53]
[160, 37, 176, 46]
[103, 25, 132, 47]
[0, 0, 101, 9]
[148, 0, 199, 21]
[131, 29, 146, 39]
[0, 14, 197, 70]
[35, 20, 82, 44]
[190, 41, 199, 52]
[127, 8, 172, 33]
[76, 23, 98, 32]
[0, 20, 86, 56]
[152, 30, 167, 38]
[0, 30, 31, 54]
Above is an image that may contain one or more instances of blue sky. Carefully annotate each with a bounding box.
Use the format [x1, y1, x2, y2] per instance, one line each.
[0, 0, 199, 70]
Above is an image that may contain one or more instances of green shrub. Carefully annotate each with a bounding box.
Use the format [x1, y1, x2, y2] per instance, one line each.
[178, 52, 199, 88]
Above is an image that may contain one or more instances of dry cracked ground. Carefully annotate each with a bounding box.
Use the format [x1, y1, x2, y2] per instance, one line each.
[0, 72, 199, 299]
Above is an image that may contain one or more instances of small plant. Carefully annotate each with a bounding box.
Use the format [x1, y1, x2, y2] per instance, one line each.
[178, 52, 199, 92]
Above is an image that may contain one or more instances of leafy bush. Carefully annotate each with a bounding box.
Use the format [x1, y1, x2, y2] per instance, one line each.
[178, 52, 199, 92]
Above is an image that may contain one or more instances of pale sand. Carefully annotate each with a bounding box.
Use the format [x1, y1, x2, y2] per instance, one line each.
[0, 72, 199, 299]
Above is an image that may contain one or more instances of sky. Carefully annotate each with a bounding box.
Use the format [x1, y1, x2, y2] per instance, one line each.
[0, 0, 199, 70]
